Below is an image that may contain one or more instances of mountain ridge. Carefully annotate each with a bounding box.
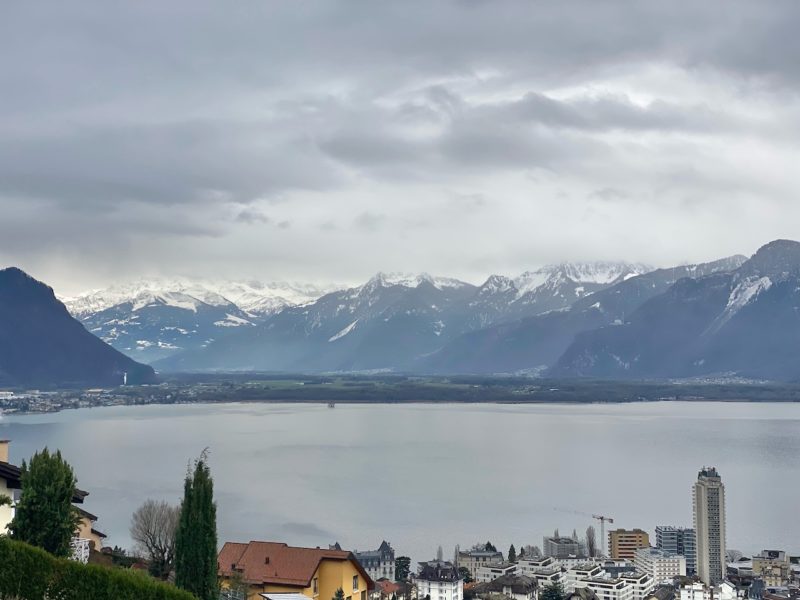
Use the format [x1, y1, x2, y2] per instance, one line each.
[0, 267, 156, 387]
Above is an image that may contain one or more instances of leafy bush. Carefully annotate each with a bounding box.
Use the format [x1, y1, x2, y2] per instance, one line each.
[0, 537, 194, 600]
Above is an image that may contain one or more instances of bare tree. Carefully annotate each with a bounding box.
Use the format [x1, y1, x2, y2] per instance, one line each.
[585, 526, 597, 557]
[130, 499, 180, 579]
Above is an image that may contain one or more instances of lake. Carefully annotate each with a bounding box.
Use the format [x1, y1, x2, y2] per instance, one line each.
[1, 401, 799, 563]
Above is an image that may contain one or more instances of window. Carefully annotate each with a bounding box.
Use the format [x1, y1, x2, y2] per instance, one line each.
[313, 578, 319, 595]
[353, 575, 359, 591]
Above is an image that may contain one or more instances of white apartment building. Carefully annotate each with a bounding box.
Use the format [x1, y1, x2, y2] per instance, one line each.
[619, 574, 654, 600]
[634, 548, 686, 584]
[417, 562, 463, 600]
[518, 557, 557, 575]
[476, 563, 518, 583]
[518, 557, 562, 587]
[679, 582, 737, 600]
[575, 578, 633, 600]
[564, 564, 604, 593]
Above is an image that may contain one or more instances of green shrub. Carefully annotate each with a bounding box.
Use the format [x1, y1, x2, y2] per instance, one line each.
[0, 537, 194, 600]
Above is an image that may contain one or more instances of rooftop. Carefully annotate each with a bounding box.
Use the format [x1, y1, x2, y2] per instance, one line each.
[218, 541, 373, 588]
[418, 561, 460, 582]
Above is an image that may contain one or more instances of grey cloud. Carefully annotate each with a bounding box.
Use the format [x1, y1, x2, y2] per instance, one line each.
[2, 1, 800, 292]
[354, 212, 387, 232]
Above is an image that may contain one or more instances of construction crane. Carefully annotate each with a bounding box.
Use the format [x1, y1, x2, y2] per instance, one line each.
[592, 514, 614, 557]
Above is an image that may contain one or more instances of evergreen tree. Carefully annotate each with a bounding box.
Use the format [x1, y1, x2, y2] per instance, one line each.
[485, 541, 497, 552]
[519, 545, 526, 559]
[508, 544, 516, 563]
[541, 582, 565, 600]
[334, 588, 346, 600]
[8, 448, 80, 557]
[395, 556, 411, 581]
[175, 453, 218, 600]
[458, 567, 473, 583]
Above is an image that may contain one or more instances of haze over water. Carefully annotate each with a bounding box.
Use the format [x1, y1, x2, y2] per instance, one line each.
[1, 401, 798, 562]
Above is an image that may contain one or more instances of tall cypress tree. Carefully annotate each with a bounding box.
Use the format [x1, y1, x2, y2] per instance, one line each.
[175, 453, 218, 600]
[8, 448, 80, 557]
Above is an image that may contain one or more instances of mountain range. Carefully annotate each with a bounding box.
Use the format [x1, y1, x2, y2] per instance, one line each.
[64, 263, 650, 369]
[62, 279, 340, 362]
[0, 268, 155, 387]
[8, 240, 800, 385]
[551, 240, 800, 381]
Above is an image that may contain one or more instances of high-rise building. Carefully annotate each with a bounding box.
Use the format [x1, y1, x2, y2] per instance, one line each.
[655, 526, 696, 575]
[608, 529, 650, 561]
[693, 467, 726, 586]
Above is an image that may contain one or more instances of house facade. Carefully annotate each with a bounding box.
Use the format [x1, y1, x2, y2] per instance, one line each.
[355, 541, 396, 582]
[218, 541, 374, 600]
[457, 549, 504, 580]
[416, 561, 463, 600]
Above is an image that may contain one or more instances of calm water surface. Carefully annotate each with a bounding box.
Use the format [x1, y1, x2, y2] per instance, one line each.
[1, 401, 798, 562]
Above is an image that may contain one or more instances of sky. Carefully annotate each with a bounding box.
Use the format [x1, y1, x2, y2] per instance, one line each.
[3, 1, 800, 295]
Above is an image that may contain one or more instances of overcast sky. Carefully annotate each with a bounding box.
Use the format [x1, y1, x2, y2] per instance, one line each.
[3, 1, 800, 294]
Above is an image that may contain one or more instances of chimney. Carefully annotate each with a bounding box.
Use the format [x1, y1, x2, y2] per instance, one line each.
[0, 440, 9, 463]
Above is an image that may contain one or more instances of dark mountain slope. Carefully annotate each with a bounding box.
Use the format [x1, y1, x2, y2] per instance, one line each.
[0, 268, 155, 386]
[551, 240, 800, 380]
[421, 255, 745, 374]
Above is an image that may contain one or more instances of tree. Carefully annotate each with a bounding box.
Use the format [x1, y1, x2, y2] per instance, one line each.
[541, 582, 565, 600]
[175, 453, 218, 600]
[585, 526, 597, 558]
[508, 544, 516, 563]
[8, 448, 80, 557]
[572, 529, 578, 542]
[458, 566, 473, 583]
[130, 499, 180, 579]
[519, 545, 526, 559]
[334, 588, 346, 600]
[395, 556, 411, 581]
[485, 541, 497, 552]
[437, 545, 444, 561]
[553, 529, 559, 539]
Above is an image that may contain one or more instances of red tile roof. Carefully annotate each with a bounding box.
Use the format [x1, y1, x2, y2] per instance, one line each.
[218, 541, 374, 589]
[377, 581, 401, 595]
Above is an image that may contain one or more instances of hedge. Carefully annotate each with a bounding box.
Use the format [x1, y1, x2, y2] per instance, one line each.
[0, 537, 195, 600]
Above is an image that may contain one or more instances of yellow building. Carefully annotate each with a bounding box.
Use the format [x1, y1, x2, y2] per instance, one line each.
[218, 541, 374, 600]
[609, 529, 650, 561]
[76, 507, 107, 551]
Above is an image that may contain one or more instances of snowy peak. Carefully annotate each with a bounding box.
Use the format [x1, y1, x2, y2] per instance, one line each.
[516, 261, 651, 291]
[365, 272, 472, 291]
[64, 277, 337, 318]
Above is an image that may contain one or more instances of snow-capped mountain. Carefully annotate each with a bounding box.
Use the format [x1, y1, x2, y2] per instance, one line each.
[464, 261, 652, 329]
[64, 278, 340, 363]
[551, 241, 800, 380]
[64, 278, 337, 318]
[154, 263, 655, 373]
[155, 272, 480, 372]
[424, 255, 747, 374]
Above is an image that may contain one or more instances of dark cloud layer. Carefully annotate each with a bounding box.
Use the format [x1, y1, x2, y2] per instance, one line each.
[2, 1, 800, 293]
